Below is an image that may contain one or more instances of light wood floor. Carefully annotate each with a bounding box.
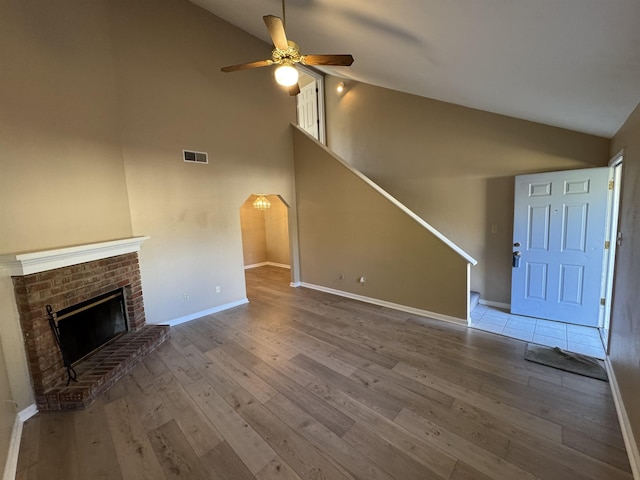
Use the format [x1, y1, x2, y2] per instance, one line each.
[16, 266, 632, 479]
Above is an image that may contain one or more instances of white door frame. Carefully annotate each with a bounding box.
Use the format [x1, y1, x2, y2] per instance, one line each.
[599, 150, 624, 348]
[296, 65, 326, 145]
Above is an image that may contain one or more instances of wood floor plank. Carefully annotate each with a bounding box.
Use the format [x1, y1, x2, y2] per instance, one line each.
[250, 361, 355, 437]
[394, 408, 538, 480]
[286, 314, 399, 369]
[256, 456, 303, 480]
[200, 440, 256, 480]
[121, 364, 174, 431]
[221, 338, 317, 387]
[350, 368, 510, 458]
[214, 323, 317, 386]
[306, 377, 457, 479]
[358, 361, 454, 407]
[225, 388, 354, 480]
[562, 426, 632, 472]
[180, 343, 241, 397]
[341, 423, 443, 480]
[448, 461, 494, 480]
[103, 396, 167, 480]
[392, 361, 563, 442]
[15, 464, 37, 480]
[36, 412, 79, 480]
[265, 392, 396, 480]
[151, 371, 223, 457]
[73, 398, 123, 480]
[155, 341, 203, 387]
[184, 378, 277, 474]
[505, 435, 632, 480]
[147, 420, 210, 479]
[206, 347, 279, 403]
[291, 354, 403, 420]
[16, 416, 40, 472]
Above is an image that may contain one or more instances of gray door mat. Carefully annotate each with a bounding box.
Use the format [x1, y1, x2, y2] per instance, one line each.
[525, 343, 608, 381]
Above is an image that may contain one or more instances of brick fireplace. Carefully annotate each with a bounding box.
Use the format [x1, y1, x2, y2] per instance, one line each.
[0, 237, 169, 411]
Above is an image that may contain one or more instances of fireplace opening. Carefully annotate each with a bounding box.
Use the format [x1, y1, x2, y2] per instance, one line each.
[55, 288, 128, 365]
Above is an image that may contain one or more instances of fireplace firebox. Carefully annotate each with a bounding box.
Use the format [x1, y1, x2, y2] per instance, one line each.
[55, 288, 128, 366]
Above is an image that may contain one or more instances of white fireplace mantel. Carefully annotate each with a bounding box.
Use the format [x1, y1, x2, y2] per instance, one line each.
[0, 237, 150, 276]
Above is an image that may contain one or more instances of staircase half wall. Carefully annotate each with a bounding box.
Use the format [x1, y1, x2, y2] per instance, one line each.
[292, 126, 477, 323]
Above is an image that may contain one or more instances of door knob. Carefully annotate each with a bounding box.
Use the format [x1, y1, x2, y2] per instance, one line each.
[512, 251, 521, 268]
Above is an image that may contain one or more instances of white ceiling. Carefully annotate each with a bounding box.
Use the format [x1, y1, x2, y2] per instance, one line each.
[192, 0, 640, 138]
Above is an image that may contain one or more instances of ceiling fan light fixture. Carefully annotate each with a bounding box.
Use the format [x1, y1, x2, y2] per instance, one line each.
[274, 63, 299, 86]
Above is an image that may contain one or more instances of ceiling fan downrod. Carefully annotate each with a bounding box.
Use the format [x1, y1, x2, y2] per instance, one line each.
[282, 0, 286, 30]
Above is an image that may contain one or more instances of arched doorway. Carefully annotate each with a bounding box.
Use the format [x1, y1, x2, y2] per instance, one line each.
[239, 194, 292, 296]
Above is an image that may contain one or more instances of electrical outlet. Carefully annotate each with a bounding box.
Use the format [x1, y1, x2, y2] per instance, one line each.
[183, 293, 189, 301]
[338, 273, 344, 281]
[216, 286, 221, 293]
[359, 276, 366, 285]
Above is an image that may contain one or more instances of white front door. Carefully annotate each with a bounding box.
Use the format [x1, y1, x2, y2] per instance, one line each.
[511, 167, 609, 326]
[297, 81, 319, 140]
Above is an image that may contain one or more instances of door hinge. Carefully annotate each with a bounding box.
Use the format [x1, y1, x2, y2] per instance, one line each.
[600, 298, 606, 306]
[609, 180, 615, 190]
[605, 240, 610, 249]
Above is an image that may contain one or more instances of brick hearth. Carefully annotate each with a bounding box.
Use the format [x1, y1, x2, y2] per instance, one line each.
[10, 249, 169, 411]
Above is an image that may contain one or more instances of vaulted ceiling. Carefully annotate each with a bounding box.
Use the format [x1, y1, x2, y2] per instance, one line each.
[192, 0, 640, 138]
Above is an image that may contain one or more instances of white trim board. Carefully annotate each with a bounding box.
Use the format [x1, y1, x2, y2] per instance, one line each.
[244, 262, 291, 270]
[605, 358, 640, 480]
[0, 236, 150, 276]
[3, 404, 38, 480]
[299, 282, 467, 326]
[164, 298, 249, 327]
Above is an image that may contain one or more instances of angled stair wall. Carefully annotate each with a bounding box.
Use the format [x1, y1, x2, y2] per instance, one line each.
[292, 126, 477, 323]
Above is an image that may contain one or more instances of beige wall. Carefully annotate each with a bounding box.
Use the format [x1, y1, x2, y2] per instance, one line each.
[294, 128, 469, 320]
[325, 77, 610, 304]
[241, 198, 268, 266]
[610, 101, 640, 459]
[0, 0, 297, 467]
[0, 0, 137, 422]
[110, 0, 296, 323]
[264, 195, 290, 266]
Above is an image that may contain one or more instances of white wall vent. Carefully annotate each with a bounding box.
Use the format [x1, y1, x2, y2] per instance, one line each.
[183, 150, 208, 164]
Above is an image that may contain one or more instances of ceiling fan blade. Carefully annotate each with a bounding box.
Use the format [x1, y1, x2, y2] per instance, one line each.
[221, 59, 273, 73]
[263, 15, 289, 51]
[302, 54, 354, 67]
[288, 84, 301, 96]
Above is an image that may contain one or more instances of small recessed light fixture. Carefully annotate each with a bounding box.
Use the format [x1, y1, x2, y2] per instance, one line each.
[336, 82, 345, 93]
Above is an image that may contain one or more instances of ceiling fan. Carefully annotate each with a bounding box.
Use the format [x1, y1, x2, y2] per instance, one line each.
[220, 0, 354, 96]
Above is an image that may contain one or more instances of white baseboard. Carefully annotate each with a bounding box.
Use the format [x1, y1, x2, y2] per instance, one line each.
[165, 298, 249, 327]
[605, 357, 640, 480]
[266, 262, 290, 269]
[3, 404, 38, 480]
[299, 282, 467, 326]
[18, 404, 37, 423]
[479, 299, 511, 310]
[244, 262, 269, 269]
[290, 282, 301, 287]
[244, 262, 290, 270]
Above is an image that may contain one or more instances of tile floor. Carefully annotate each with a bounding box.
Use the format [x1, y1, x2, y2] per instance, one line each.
[470, 304, 606, 359]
